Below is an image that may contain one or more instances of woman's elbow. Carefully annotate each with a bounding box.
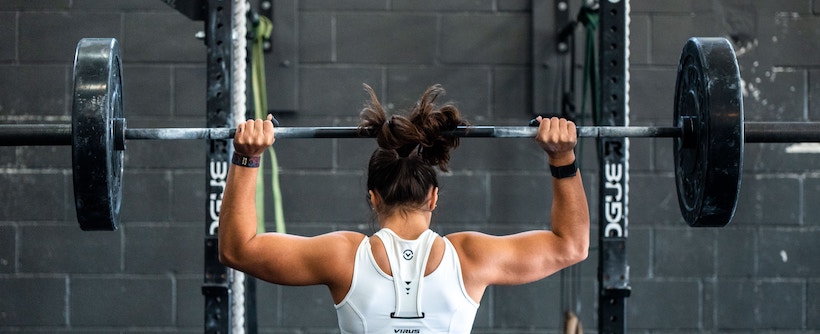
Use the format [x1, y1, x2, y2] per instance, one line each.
[573, 221, 590, 263]
[566, 238, 589, 265]
[218, 245, 242, 269]
[218, 249, 233, 267]
[573, 245, 589, 263]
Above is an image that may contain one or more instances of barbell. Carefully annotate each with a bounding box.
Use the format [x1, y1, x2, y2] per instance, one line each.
[1, 37, 819, 231]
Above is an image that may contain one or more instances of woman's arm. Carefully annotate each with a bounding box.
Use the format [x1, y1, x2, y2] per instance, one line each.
[450, 117, 590, 294]
[217, 116, 360, 288]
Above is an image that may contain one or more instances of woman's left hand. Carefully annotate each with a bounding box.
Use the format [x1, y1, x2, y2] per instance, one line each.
[234, 114, 276, 156]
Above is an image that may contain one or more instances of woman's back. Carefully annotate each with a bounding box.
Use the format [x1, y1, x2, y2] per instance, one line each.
[335, 229, 478, 333]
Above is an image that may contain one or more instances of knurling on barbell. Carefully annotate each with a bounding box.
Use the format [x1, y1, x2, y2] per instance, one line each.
[3, 37, 820, 230]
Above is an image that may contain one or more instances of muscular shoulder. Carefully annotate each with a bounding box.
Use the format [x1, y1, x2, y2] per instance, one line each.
[305, 231, 365, 283]
[443, 231, 496, 300]
[315, 231, 366, 252]
[312, 231, 366, 302]
[292, 231, 365, 271]
[445, 231, 490, 248]
[443, 231, 494, 262]
[444, 230, 535, 270]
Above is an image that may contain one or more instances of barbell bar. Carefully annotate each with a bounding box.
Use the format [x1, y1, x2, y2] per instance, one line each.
[4, 121, 820, 145]
[0, 123, 680, 144]
[1, 37, 817, 231]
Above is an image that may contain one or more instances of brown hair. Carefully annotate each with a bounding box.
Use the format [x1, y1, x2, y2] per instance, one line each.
[358, 84, 468, 213]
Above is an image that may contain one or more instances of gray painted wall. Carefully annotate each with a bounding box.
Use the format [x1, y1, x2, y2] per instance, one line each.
[0, 0, 819, 332]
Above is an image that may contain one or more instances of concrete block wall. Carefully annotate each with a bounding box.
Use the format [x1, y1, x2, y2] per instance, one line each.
[0, 0, 818, 333]
[628, 0, 820, 332]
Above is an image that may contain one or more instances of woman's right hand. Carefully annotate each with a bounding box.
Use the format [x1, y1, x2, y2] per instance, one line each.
[234, 114, 276, 156]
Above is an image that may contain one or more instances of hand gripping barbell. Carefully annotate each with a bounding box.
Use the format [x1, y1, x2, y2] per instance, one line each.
[1, 38, 819, 231]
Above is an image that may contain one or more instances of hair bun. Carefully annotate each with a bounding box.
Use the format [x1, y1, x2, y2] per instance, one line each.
[358, 83, 469, 171]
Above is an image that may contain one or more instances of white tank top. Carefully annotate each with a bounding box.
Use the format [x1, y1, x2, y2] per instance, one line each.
[335, 228, 479, 333]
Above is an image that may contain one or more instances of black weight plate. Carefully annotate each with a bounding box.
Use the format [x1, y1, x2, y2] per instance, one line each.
[72, 38, 124, 231]
[673, 37, 744, 227]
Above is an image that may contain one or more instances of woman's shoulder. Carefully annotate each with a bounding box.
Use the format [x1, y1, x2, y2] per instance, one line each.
[442, 231, 490, 255]
[444, 230, 489, 243]
[320, 230, 367, 246]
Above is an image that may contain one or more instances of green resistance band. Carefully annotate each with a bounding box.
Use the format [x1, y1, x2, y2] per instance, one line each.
[252, 15, 285, 234]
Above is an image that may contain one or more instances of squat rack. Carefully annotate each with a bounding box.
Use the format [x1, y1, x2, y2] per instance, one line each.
[595, 1, 631, 333]
[162, 0, 630, 333]
[161, 0, 248, 332]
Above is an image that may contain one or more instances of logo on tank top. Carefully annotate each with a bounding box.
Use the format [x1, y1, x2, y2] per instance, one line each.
[402, 249, 414, 260]
[394, 329, 421, 333]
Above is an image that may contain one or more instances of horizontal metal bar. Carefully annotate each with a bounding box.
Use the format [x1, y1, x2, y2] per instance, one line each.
[744, 122, 820, 143]
[124, 125, 683, 140]
[5, 122, 820, 145]
[0, 124, 72, 146]
[125, 127, 236, 140]
[2, 124, 680, 145]
[582, 126, 681, 138]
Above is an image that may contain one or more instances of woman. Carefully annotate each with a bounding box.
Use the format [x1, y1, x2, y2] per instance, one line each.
[219, 84, 589, 333]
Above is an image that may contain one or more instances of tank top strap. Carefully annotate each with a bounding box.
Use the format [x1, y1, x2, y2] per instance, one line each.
[374, 228, 438, 319]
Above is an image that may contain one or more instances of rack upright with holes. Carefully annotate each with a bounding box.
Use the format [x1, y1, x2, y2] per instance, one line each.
[163, 0, 240, 332]
[201, 0, 234, 333]
[597, 1, 631, 333]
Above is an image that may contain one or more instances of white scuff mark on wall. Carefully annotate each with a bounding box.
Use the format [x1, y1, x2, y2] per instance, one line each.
[769, 66, 797, 81]
[733, 38, 758, 57]
[774, 12, 801, 26]
[785, 143, 820, 154]
[739, 12, 802, 110]
[779, 250, 788, 263]
[741, 65, 798, 114]
[740, 58, 761, 104]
